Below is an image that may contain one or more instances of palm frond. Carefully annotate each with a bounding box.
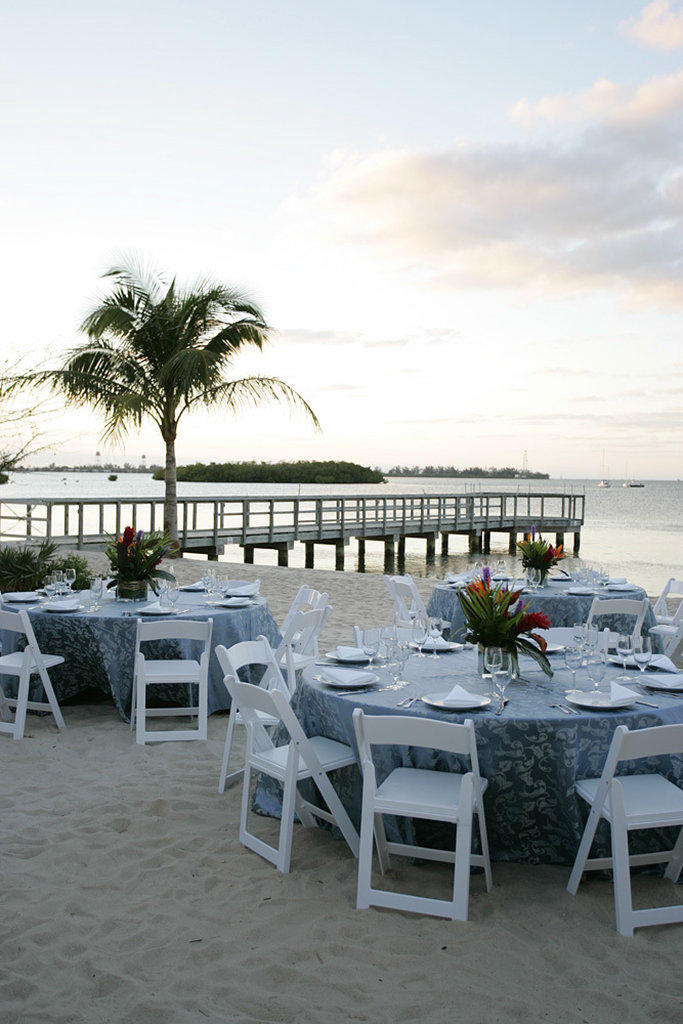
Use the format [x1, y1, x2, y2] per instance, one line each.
[183, 376, 321, 430]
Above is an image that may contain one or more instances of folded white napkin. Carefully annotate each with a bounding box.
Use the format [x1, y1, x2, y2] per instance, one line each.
[446, 573, 470, 585]
[45, 598, 80, 612]
[643, 672, 683, 690]
[180, 582, 205, 592]
[214, 596, 252, 607]
[322, 666, 372, 685]
[610, 681, 638, 702]
[568, 586, 594, 595]
[607, 577, 627, 585]
[225, 580, 260, 597]
[492, 573, 511, 581]
[335, 646, 367, 660]
[607, 582, 637, 591]
[3, 591, 40, 601]
[612, 653, 678, 673]
[138, 602, 173, 615]
[444, 683, 475, 704]
[422, 635, 452, 650]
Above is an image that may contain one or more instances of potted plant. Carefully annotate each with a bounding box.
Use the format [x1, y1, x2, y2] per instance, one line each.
[105, 527, 175, 600]
[457, 567, 553, 679]
[516, 525, 564, 585]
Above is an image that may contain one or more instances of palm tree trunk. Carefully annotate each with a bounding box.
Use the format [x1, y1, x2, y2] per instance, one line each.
[164, 435, 180, 554]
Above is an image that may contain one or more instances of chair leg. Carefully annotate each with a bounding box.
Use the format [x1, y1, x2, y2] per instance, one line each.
[610, 783, 634, 937]
[13, 670, 30, 740]
[373, 812, 391, 874]
[664, 825, 683, 882]
[129, 669, 137, 731]
[276, 750, 299, 874]
[314, 771, 360, 858]
[356, 793, 376, 909]
[218, 706, 238, 793]
[239, 760, 253, 846]
[135, 678, 147, 745]
[37, 667, 65, 729]
[452, 775, 474, 922]
[0, 680, 12, 723]
[567, 801, 602, 895]
[197, 680, 207, 741]
[476, 809, 493, 893]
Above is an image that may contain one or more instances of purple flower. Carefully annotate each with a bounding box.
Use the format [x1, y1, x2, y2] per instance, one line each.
[136, 529, 143, 542]
[512, 597, 524, 615]
[482, 566, 491, 587]
[531, 524, 536, 541]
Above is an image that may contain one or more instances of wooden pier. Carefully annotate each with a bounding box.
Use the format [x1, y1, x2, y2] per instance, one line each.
[0, 491, 585, 570]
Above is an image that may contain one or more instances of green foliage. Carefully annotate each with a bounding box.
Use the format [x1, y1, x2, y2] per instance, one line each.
[457, 580, 553, 677]
[104, 527, 175, 591]
[386, 465, 549, 479]
[0, 542, 92, 592]
[154, 460, 385, 484]
[0, 472, 8, 484]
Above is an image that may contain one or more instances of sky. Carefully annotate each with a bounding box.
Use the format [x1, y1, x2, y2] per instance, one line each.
[1, 0, 682, 478]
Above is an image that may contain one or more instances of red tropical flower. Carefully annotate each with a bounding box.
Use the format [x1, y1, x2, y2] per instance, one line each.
[516, 611, 550, 635]
[121, 526, 136, 547]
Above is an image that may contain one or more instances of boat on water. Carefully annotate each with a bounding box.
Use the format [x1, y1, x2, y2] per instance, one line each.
[623, 479, 644, 488]
[597, 479, 611, 488]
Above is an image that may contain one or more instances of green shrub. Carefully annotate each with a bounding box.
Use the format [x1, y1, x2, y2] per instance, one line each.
[0, 542, 93, 592]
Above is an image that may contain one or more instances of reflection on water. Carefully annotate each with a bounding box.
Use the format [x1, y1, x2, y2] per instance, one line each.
[1, 472, 681, 594]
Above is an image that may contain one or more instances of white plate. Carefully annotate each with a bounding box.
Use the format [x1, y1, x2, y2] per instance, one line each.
[314, 671, 379, 689]
[408, 640, 462, 653]
[642, 677, 683, 692]
[567, 587, 595, 596]
[213, 597, 252, 608]
[3, 592, 42, 602]
[565, 689, 636, 710]
[44, 603, 85, 613]
[325, 651, 371, 664]
[420, 691, 491, 711]
[138, 605, 179, 615]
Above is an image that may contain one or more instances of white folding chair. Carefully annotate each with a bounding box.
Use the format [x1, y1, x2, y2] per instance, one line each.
[0, 609, 65, 740]
[131, 617, 213, 744]
[215, 636, 295, 793]
[274, 605, 331, 675]
[650, 579, 683, 659]
[280, 586, 329, 639]
[653, 578, 683, 625]
[567, 723, 683, 937]
[586, 598, 648, 643]
[223, 677, 359, 873]
[352, 709, 492, 921]
[384, 574, 429, 625]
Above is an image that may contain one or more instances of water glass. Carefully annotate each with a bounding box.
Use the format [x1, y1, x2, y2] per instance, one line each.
[361, 630, 380, 665]
[616, 634, 634, 681]
[633, 636, 652, 675]
[167, 584, 180, 609]
[427, 617, 443, 658]
[64, 568, 77, 592]
[89, 576, 103, 610]
[564, 646, 583, 688]
[586, 651, 607, 691]
[491, 651, 511, 712]
[484, 646, 503, 677]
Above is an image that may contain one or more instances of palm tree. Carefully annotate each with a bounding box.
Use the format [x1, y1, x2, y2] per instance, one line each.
[23, 258, 319, 549]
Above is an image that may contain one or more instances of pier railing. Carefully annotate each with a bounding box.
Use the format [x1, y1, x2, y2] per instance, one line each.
[0, 491, 585, 567]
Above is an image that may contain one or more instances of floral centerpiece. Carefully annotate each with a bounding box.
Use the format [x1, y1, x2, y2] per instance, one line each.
[457, 567, 553, 678]
[516, 525, 564, 584]
[105, 527, 175, 600]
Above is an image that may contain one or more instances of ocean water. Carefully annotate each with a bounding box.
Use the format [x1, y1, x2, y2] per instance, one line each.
[1, 472, 681, 595]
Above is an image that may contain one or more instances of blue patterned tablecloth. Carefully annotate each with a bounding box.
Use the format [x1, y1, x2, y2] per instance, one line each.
[0, 591, 281, 721]
[428, 580, 660, 648]
[255, 648, 683, 865]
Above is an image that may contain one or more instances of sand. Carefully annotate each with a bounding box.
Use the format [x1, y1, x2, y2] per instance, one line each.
[3, 557, 682, 1024]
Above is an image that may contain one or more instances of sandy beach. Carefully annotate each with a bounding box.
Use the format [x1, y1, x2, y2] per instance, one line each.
[3, 558, 682, 1024]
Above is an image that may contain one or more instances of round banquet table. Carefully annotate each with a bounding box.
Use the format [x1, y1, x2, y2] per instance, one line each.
[255, 646, 683, 865]
[0, 590, 281, 721]
[428, 579, 661, 649]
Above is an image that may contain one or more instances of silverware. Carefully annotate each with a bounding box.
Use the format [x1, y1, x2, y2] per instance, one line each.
[635, 699, 659, 708]
[397, 696, 419, 708]
[549, 702, 579, 716]
[494, 698, 510, 717]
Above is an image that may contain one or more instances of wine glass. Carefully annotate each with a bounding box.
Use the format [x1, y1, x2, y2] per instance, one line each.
[495, 559, 507, 579]
[427, 617, 443, 658]
[572, 622, 586, 648]
[564, 646, 583, 689]
[586, 651, 607, 692]
[43, 573, 57, 601]
[633, 636, 652, 676]
[414, 621, 429, 658]
[615, 634, 634, 682]
[361, 629, 380, 666]
[64, 568, 77, 592]
[484, 646, 503, 678]
[491, 650, 510, 713]
[167, 584, 180, 611]
[89, 576, 103, 611]
[473, 560, 484, 578]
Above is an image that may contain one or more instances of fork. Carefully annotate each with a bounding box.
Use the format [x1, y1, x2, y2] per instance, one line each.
[549, 702, 579, 716]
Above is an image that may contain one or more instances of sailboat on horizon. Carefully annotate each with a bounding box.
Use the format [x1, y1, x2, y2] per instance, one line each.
[598, 450, 611, 488]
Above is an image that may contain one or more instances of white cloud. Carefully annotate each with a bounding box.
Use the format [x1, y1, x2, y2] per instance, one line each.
[509, 70, 683, 127]
[298, 70, 683, 304]
[621, 1, 683, 51]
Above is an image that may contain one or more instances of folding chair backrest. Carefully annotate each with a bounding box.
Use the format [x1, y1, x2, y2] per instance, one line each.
[654, 578, 683, 618]
[616, 723, 683, 763]
[227, 678, 315, 762]
[353, 710, 476, 761]
[215, 636, 290, 697]
[0, 609, 48, 671]
[136, 618, 213, 644]
[281, 606, 331, 656]
[586, 599, 648, 639]
[280, 586, 329, 637]
[385, 575, 428, 624]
